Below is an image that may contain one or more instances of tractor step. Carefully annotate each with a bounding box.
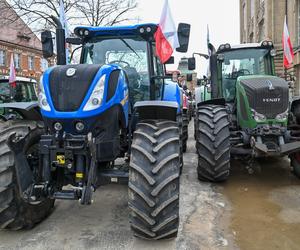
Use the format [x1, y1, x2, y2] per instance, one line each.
[99, 169, 129, 185]
[52, 190, 79, 200]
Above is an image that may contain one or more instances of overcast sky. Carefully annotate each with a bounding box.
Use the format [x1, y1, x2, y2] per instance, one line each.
[131, 0, 240, 75]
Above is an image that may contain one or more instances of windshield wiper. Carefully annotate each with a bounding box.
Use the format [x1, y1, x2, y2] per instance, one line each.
[119, 37, 140, 59]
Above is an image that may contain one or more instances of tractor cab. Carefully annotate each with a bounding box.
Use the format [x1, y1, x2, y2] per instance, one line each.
[216, 42, 276, 102]
[0, 76, 37, 103]
[76, 24, 162, 103]
[0, 76, 38, 121]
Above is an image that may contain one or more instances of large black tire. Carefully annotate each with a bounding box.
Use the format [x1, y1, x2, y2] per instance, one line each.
[182, 113, 189, 153]
[196, 105, 231, 182]
[177, 115, 183, 174]
[0, 120, 54, 230]
[129, 120, 180, 240]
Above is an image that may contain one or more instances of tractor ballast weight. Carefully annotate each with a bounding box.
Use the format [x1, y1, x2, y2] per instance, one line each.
[0, 22, 191, 240]
[192, 41, 300, 181]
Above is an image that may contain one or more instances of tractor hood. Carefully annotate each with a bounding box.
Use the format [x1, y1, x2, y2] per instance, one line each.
[40, 63, 128, 120]
[48, 64, 103, 112]
[238, 75, 289, 119]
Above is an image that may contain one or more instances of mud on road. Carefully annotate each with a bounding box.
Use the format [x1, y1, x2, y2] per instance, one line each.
[0, 120, 299, 250]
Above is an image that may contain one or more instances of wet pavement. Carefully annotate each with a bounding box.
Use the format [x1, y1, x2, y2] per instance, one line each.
[222, 157, 300, 250]
[0, 120, 299, 249]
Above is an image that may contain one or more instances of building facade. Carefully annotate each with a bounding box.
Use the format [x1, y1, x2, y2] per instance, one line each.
[0, 0, 48, 80]
[240, 0, 300, 95]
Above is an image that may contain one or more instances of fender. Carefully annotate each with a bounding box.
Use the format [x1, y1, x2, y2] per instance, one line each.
[0, 102, 42, 120]
[197, 98, 226, 107]
[134, 101, 178, 121]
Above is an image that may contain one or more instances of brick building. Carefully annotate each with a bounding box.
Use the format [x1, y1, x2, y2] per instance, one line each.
[240, 0, 300, 95]
[0, 0, 48, 80]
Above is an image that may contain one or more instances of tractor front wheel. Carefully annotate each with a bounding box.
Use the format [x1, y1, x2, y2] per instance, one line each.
[0, 120, 54, 230]
[182, 112, 189, 152]
[129, 120, 180, 240]
[196, 105, 231, 182]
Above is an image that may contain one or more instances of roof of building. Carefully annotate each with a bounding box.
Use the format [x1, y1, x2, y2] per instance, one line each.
[0, 0, 42, 51]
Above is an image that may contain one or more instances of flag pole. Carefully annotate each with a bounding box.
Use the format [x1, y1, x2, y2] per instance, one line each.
[284, 0, 288, 80]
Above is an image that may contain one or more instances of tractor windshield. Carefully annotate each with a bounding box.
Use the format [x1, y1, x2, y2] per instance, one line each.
[82, 37, 150, 102]
[221, 48, 273, 101]
[0, 80, 37, 103]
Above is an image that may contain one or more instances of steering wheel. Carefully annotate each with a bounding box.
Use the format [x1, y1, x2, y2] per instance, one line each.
[237, 69, 251, 76]
[108, 60, 130, 68]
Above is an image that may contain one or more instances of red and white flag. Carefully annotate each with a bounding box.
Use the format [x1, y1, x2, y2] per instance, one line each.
[9, 53, 16, 88]
[282, 16, 294, 68]
[154, 0, 179, 63]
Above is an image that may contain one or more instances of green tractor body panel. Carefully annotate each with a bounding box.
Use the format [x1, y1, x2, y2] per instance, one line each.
[236, 75, 288, 129]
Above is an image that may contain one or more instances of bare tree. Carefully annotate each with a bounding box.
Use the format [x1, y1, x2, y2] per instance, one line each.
[74, 0, 137, 26]
[2, 0, 137, 32]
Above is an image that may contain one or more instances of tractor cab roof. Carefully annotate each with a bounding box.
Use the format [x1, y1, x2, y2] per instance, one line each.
[74, 23, 158, 40]
[0, 76, 37, 83]
[217, 40, 274, 53]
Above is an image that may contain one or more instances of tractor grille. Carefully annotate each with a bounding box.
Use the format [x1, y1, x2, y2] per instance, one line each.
[49, 64, 101, 112]
[240, 77, 289, 119]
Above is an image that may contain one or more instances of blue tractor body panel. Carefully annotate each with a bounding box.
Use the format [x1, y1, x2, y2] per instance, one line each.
[75, 23, 158, 37]
[163, 80, 182, 114]
[41, 64, 129, 132]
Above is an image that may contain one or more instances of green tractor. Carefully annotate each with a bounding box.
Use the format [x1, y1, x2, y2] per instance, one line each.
[0, 76, 40, 122]
[190, 41, 300, 181]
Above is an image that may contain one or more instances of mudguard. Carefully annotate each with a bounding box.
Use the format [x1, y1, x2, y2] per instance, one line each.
[0, 102, 42, 120]
[134, 101, 178, 121]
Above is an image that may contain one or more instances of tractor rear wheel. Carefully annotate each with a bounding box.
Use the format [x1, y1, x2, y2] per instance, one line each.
[129, 120, 180, 240]
[0, 120, 54, 230]
[182, 112, 189, 152]
[196, 105, 231, 182]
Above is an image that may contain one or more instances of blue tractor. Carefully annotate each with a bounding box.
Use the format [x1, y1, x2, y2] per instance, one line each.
[0, 20, 190, 240]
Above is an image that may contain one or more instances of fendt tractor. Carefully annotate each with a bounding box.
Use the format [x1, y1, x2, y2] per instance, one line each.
[190, 41, 300, 182]
[0, 19, 191, 240]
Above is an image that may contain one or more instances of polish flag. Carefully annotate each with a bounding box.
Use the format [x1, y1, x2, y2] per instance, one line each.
[9, 54, 16, 88]
[282, 16, 294, 68]
[154, 0, 179, 63]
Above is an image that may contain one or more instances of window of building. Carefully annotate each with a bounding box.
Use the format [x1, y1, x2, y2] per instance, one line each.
[298, 0, 300, 45]
[40, 58, 48, 72]
[259, 19, 265, 41]
[243, 3, 247, 31]
[14, 53, 21, 69]
[0, 50, 6, 66]
[250, 0, 255, 18]
[28, 56, 34, 70]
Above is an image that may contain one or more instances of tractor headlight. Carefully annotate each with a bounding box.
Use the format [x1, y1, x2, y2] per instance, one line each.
[275, 110, 288, 121]
[38, 75, 51, 111]
[83, 74, 106, 111]
[251, 109, 266, 122]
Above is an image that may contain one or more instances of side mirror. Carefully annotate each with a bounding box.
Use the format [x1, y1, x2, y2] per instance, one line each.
[186, 73, 193, 82]
[188, 57, 196, 70]
[41, 30, 54, 58]
[165, 56, 174, 64]
[176, 23, 191, 53]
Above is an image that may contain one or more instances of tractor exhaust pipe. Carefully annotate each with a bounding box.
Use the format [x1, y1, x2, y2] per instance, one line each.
[51, 16, 66, 65]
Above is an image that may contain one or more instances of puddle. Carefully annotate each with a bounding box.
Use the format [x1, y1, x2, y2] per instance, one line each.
[222, 157, 300, 250]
